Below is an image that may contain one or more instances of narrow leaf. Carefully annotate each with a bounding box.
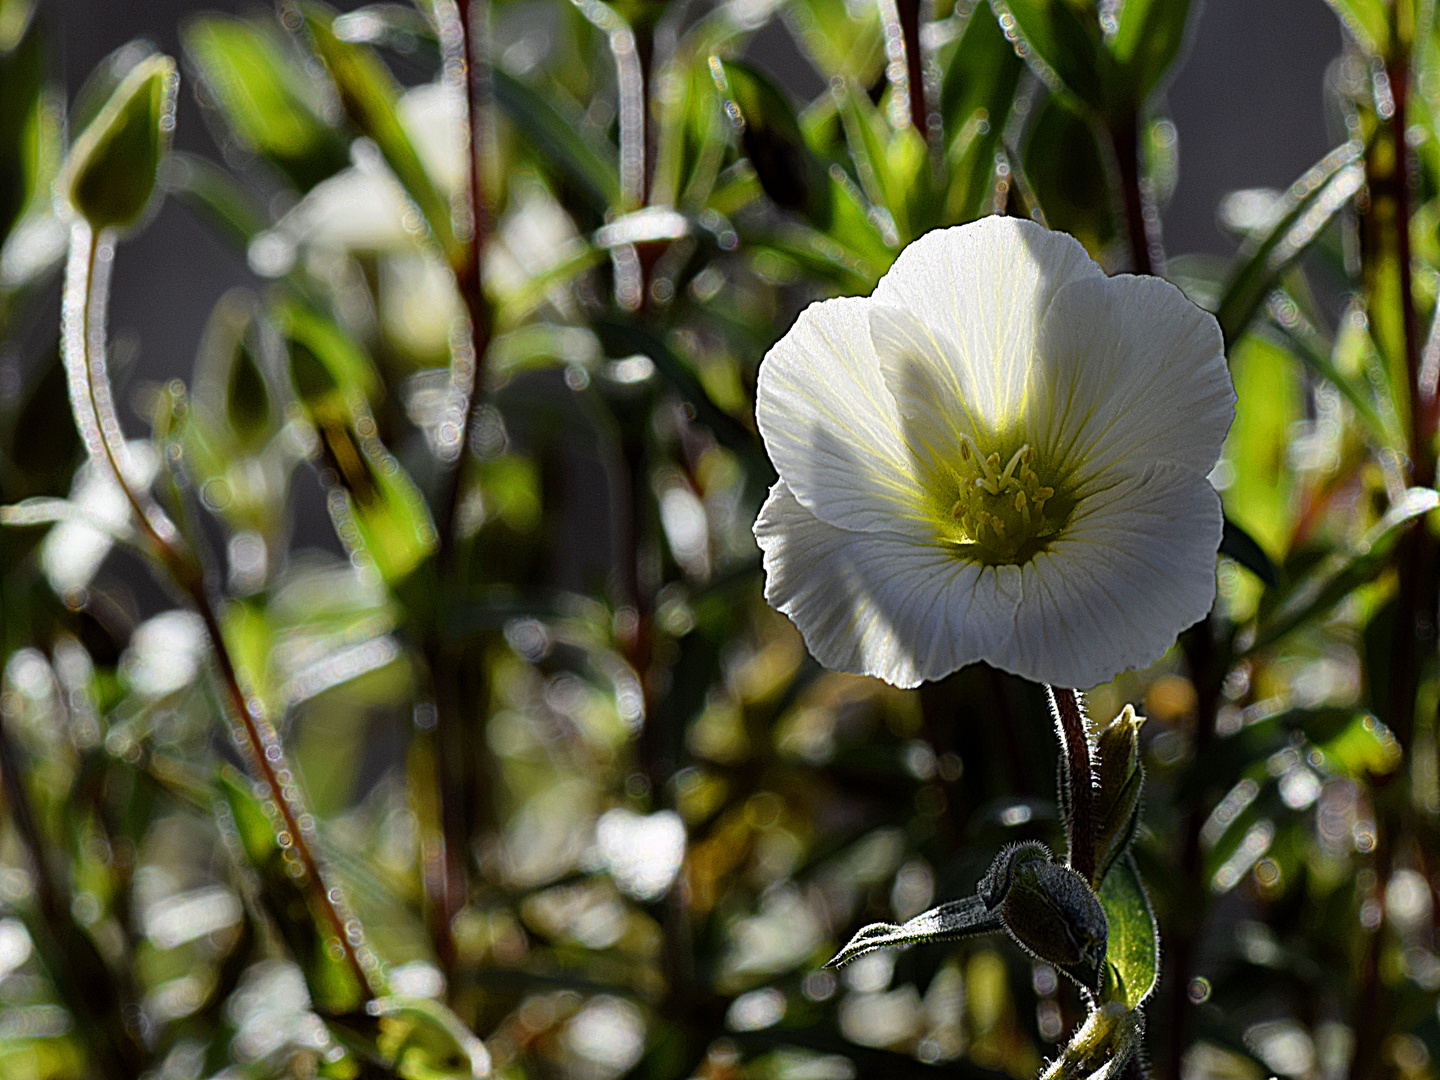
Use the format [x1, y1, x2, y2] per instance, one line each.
[1097, 854, 1158, 1009]
[826, 896, 1004, 968]
[183, 15, 349, 191]
[300, 2, 457, 260]
[989, 0, 1111, 116]
[1215, 141, 1365, 347]
[1250, 487, 1440, 652]
[491, 67, 620, 216]
[1110, 0, 1195, 100]
[1220, 516, 1279, 587]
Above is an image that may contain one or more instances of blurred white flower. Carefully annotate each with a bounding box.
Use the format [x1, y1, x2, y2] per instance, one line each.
[754, 217, 1234, 689]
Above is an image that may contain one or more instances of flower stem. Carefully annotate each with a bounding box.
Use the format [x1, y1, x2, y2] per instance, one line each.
[895, 0, 928, 135]
[1048, 686, 1097, 884]
[1108, 119, 1161, 276]
[60, 218, 377, 1004]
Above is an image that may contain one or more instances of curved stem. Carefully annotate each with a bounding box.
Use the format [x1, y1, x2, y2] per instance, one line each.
[1049, 686, 1097, 883]
[60, 218, 377, 1003]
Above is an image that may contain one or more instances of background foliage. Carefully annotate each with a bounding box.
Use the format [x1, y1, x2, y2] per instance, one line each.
[0, 0, 1437, 1077]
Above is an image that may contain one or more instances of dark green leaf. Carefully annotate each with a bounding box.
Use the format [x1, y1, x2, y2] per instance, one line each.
[989, 0, 1111, 116]
[0, 14, 44, 243]
[1250, 488, 1440, 652]
[713, 59, 832, 229]
[1215, 141, 1365, 347]
[1110, 0, 1194, 100]
[1022, 95, 1114, 256]
[216, 768, 364, 1011]
[939, 3, 1023, 221]
[592, 318, 772, 485]
[277, 298, 383, 407]
[1221, 516, 1280, 587]
[59, 53, 177, 231]
[1097, 853, 1158, 1009]
[210, 296, 275, 450]
[491, 67, 620, 217]
[183, 15, 349, 191]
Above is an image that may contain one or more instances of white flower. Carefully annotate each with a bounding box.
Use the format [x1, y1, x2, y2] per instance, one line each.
[753, 217, 1235, 689]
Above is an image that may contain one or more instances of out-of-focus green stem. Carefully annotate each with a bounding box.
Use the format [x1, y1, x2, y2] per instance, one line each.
[60, 218, 377, 1004]
[425, 0, 495, 977]
[1351, 40, 1424, 1080]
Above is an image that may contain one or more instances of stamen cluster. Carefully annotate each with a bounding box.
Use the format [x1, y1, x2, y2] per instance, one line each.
[949, 437, 1056, 560]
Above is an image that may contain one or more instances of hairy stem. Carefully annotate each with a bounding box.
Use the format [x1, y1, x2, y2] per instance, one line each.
[60, 219, 376, 1003]
[1049, 686, 1097, 884]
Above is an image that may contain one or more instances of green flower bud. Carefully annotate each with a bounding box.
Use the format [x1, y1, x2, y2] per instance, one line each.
[999, 856, 1109, 992]
[1094, 705, 1145, 882]
[58, 53, 177, 232]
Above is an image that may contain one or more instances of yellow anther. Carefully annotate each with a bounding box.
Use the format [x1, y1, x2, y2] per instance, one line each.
[1016, 490, 1027, 512]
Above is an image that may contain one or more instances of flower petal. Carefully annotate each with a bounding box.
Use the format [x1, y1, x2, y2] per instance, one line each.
[1029, 273, 1234, 490]
[871, 217, 1101, 434]
[754, 482, 1021, 689]
[1007, 462, 1222, 689]
[756, 296, 926, 533]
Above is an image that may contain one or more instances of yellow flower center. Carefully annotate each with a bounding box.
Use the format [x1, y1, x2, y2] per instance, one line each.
[944, 437, 1060, 562]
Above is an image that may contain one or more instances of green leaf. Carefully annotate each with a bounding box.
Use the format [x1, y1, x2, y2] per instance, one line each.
[826, 896, 1004, 968]
[939, 3, 1023, 221]
[369, 996, 492, 1079]
[183, 15, 349, 191]
[300, 2, 457, 261]
[278, 298, 383, 407]
[712, 59, 832, 229]
[198, 291, 275, 451]
[989, 0, 1111, 116]
[58, 53, 177, 231]
[1110, 0, 1195, 100]
[1097, 854, 1158, 1009]
[1222, 334, 1302, 565]
[1214, 140, 1365, 347]
[491, 67, 620, 217]
[1220, 516, 1280, 587]
[1258, 316, 1391, 446]
[1250, 487, 1440, 652]
[216, 768, 365, 1011]
[786, 0, 885, 83]
[0, 13, 44, 243]
[1320, 0, 1388, 57]
[1023, 95, 1115, 257]
[321, 424, 437, 586]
